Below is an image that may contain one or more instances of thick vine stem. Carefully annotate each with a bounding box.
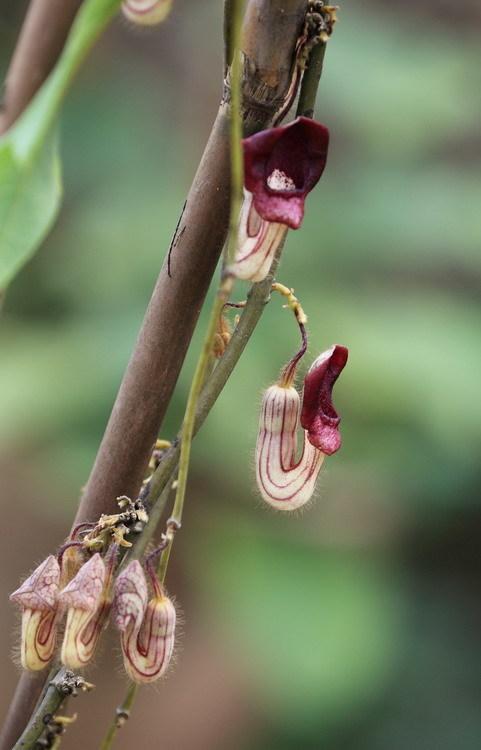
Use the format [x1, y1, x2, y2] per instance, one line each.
[0, 0, 83, 135]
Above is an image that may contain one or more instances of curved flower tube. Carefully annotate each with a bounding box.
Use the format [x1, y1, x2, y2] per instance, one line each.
[122, 0, 172, 25]
[230, 191, 287, 282]
[10, 555, 61, 671]
[59, 552, 113, 669]
[113, 560, 176, 684]
[256, 345, 348, 511]
[256, 384, 325, 511]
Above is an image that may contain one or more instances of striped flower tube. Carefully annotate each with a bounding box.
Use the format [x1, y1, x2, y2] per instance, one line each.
[256, 345, 348, 511]
[230, 190, 287, 282]
[122, 0, 172, 26]
[10, 555, 61, 671]
[113, 560, 176, 684]
[59, 552, 113, 669]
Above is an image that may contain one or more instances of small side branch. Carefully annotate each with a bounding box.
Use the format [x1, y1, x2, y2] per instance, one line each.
[12, 670, 93, 750]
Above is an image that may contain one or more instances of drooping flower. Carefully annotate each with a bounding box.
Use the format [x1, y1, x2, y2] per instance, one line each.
[59, 552, 114, 669]
[113, 560, 176, 684]
[121, 0, 172, 25]
[256, 344, 348, 511]
[230, 117, 329, 282]
[10, 556, 61, 671]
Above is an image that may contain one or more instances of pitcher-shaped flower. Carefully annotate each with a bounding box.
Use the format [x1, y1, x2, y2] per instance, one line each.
[256, 345, 348, 510]
[231, 117, 329, 282]
[122, 0, 172, 25]
[113, 560, 176, 684]
[10, 555, 61, 671]
[59, 552, 114, 669]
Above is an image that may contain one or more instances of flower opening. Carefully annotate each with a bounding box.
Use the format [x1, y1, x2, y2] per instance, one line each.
[243, 116, 329, 230]
[300, 344, 348, 455]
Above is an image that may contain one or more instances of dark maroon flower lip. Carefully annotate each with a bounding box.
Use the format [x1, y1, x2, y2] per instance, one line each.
[300, 344, 348, 455]
[243, 116, 329, 230]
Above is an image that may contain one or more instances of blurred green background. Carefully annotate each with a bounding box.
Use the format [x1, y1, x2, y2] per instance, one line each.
[1, 1, 481, 748]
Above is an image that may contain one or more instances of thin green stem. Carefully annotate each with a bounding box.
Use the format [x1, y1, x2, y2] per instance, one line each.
[224, 0, 244, 268]
[99, 683, 138, 750]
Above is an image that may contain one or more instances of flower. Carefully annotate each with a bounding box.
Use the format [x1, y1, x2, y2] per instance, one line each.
[59, 553, 112, 669]
[230, 117, 329, 282]
[243, 116, 329, 230]
[255, 344, 347, 511]
[121, 0, 172, 25]
[113, 560, 176, 684]
[10, 556, 60, 671]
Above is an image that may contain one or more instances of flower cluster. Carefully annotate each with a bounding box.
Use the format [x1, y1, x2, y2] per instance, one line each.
[10, 500, 176, 685]
[230, 117, 329, 282]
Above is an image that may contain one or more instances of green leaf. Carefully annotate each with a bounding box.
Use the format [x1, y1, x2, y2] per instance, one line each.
[0, 0, 121, 289]
[0, 130, 62, 287]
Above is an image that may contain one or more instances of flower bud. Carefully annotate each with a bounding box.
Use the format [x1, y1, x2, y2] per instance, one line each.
[10, 556, 60, 671]
[113, 560, 176, 684]
[121, 0, 172, 26]
[256, 384, 324, 511]
[59, 553, 109, 669]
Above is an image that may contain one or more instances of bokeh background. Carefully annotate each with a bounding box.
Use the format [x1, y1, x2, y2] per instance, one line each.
[1, 1, 481, 748]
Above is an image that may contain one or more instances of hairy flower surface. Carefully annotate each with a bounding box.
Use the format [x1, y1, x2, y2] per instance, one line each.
[113, 560, 176, 684]
[59, 553, 110, 669]
[301, 344, 348, 455]
[10, 556, 60, 671]
[243, 116, 329, 230]
[121, 0, 172, 25]
[256, 345, 348, 510]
